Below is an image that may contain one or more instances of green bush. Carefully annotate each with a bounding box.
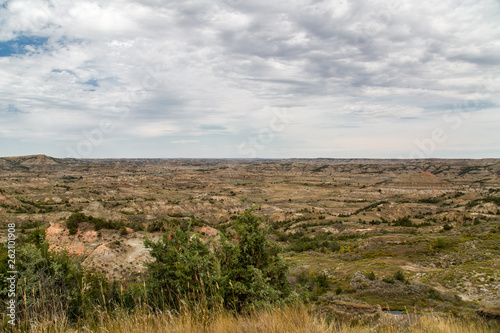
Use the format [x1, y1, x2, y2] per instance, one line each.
[277, 233, 289, 242]
[144, 225, 219, 310]
[433, 237, 452, 249]
[392, 216, 413, 227]
[315, 273, 329, 289]
[418, 197, 442, 204]
[287, 234, 340, 253]
[94, 218, 122, 231]
[26, 227, 46, 247]
[144, 211, 291, 312]
[218, 211, 291, 310]
[66, 212, 123, 232]
[66, 214, 81, 234]
[130, 223, 145, 232]
[383, 277, 395, 284]
[293, 271, 330, 301]
[147, 220, 165, 233]
[0, 243, 113, 326]
[394, 270, 405, 282]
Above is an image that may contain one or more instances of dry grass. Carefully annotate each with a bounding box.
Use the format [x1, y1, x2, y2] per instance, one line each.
[20, 306, 498, 333]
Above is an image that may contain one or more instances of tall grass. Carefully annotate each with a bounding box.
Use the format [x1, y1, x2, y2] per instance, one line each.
[19, 305, 499, 333]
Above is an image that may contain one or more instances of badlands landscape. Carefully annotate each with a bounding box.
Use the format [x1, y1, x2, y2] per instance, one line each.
[1, 154, 500, 323]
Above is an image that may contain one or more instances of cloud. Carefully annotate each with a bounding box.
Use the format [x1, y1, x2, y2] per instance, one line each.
[0, 0, 499, 158]
[170, 140, 200, 144]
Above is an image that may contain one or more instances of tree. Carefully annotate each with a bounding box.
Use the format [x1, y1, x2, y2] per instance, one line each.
[144, 211, 291, 312]
[66, 213, 82, 234]
[144, 224, 220, 310]
[217, 210, 290, 311]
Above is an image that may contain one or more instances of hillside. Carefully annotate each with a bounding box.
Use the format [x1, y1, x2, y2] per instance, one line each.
[1, 156, 499, 327]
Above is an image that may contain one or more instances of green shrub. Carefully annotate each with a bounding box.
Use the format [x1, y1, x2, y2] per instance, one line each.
[443, 224, 453, 231]
[383, 277, 395, 284]
[394, 270, 405, 282]
[27, 227, 46, 247]
[66, 212, 123, 233]
[0, 243, 113, 326]
[433, 237, 452, 249]
[428, 287, 443, 300]
[144, 225, 219, 310]
[293, 271, 329, 300]
[94, 218, 123, 231]
[144, 210, 291, 312]
[287, 235, 340, 253]
[147, 220, 165, 233]
[315, 273, 329, 288]
[131, 223, 145, 232]
[418, 197, 442, 204]
[66, 221, 78, 235]
[189, 216, 205, 227]
[392, 216, 413, 227]
[277, 233, 289, 242]
[218, 211, 291, 311]
[365, 271, 376, 281]
[295, 271, 310, 285]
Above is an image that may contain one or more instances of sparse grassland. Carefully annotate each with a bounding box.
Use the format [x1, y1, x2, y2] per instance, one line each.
[1, 156, 500, 331]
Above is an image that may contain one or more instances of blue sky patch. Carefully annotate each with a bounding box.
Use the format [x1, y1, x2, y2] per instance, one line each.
[420, 101, 496, 112]
[0, 36, 49, 57]
[1, 104, 24, 114]
[8, 104, 22, 113]
[83, 78, 100, 87]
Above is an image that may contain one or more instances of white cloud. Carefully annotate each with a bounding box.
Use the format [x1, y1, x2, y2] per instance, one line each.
[170, 140, 200, 144]
[0, 0, 499, 158]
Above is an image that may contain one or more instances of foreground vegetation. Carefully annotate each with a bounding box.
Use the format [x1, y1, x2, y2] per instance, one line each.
[2, 211, 499, 332]
[13, 306, 500, 333]
[1, 211, 291, 331]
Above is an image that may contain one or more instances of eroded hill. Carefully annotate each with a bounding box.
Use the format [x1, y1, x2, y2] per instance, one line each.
[0, 156, 499, 317]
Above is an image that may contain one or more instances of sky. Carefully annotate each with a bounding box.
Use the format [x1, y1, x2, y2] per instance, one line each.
[0, 0, 499, 159]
